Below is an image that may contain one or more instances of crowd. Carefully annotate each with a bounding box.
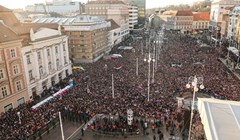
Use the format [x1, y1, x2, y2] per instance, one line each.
[1, 28, 240, 140]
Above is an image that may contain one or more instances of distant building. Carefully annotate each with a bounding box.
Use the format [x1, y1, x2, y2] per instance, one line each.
[170, 11, 193, 33]
[158, 10, 177, 30]
[220, 7, 234, 39]
[209, 0, 240, 41]
[122, 0, 146, 25]
[25, 0, 82, 16]
[193, 13, 210, 30]
[227, 6, 240, 49]
[85, 0, 129, 40]
[128, 5, 138, 30]
[33, 15, 111, 63]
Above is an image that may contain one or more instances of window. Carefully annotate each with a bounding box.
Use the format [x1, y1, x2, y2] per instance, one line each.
[47, 49, 50, 56]
[26, 55, 31, 64]
[1, 86, 7, 98]
[29, 70, 33, 80]
[48, 62, 52, 71]
[63, 43, 66, 51]
[55, 46, 58, 54]
[16, 81, 21, 91]
[64, 56, 67, 64]
[56, 59, 60, 68]
[0, 69, 3, 79]
[39, 66, 43, 76]
[37, 52, 41, 60]
[13, 65, 18, 75]
[10, 49, 16, 58]
[17, 97, 25, 106]
[4, 103, 12, 112]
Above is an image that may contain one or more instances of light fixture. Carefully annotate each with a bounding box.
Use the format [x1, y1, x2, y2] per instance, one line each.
[186, 83, 190, 89]
[200, 84, 204, 89]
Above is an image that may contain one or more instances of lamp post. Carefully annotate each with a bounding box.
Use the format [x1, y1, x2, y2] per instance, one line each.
[17, 111, 21, 124]
[136, 58, 139, 76]
[112, 74, 114, 98]
[144, 51, 155, 102]
[59, 111, 65, 140]
[186, 76, 204, 140]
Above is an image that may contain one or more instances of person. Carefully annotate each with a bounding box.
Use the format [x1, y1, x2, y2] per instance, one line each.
[81, 128, 84, 136]
[153, 135, 156, 140]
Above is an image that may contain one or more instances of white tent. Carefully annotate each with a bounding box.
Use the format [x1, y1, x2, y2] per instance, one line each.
[227, 47, 239, 57]
[198, 98, 240, 140]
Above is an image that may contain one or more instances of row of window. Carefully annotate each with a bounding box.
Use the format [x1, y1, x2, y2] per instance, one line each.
[1, 81, 22, 98]
[89, 12, 106, 15]
[88, 6, 109, 10]
[0, 65, 20, 80]
[29, 56, 68, 81]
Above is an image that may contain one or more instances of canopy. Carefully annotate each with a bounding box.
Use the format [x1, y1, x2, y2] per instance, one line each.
[111, 54, 123, 58]
[31, 85, 71, 109]
[198, 98, 240, 140]
[227, 47, 239, 57]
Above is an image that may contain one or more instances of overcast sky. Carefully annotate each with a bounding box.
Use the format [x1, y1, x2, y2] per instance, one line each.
[0, 0, 203, 9]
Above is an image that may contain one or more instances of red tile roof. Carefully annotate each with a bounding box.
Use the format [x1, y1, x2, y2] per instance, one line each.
[193, 13, 210, 21]
[176, 11, 193, 16]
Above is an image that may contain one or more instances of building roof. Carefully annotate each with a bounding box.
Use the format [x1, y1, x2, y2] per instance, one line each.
[33, 15, 106, 25]
[198, 98, 240, 140]
[0, 23, 21, 43]
[10, 23, 58, 35]
[176, 10, 193, 16]
[162, 10, 177, 16]
[87, 0, 125, 5]
[193, 13, 210, 21]
[106, 19, 120, 30]
[0, 5, 20, 26]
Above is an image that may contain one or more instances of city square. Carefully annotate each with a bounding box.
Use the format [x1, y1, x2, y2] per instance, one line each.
[1, 0, 240, 140]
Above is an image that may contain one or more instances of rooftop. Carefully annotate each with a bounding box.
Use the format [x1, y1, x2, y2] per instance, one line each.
[176, 10, 193, 16]
[106, 19, 120, 30]
[193, 13, 210, 21]
[0, 23, 21, 43]
[87, 0, 125, 5]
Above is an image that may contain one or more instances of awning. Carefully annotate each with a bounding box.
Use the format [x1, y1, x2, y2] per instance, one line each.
[227, 47, 239, 57]
[198, 98, 240, 140]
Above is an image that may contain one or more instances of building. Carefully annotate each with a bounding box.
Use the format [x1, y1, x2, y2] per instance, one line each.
[174, 11, 193, 33]
[85, 0, 129, 40]
[25, 0, 82, 16]
[122, 0, 146, 25]
[158, 10, 177, 30]
[192, 13, 210, 30]
[221, 7, 234, 40]
[128, 5, 138, 30]
[0, 5, 72, 102]
[0, 24, 29, 113]
[33, 15, 111, 63]
[227, 6, 240, 48]
[21, 26, 72, 100]
[209, 0, 240, 42]
[236, 15, 240, 47]
[106, 19, 121, 48]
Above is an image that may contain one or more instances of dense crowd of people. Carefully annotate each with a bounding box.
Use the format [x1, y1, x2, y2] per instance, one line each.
[1, 28, 240, 140]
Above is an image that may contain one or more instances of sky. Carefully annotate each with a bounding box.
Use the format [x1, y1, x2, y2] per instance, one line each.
[0, 0, 203, 9]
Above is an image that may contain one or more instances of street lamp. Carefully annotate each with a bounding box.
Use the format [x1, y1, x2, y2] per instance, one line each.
[144, 53, 155, 102]
[186, 76, 204, 140]
[17, 111, 21, 124]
